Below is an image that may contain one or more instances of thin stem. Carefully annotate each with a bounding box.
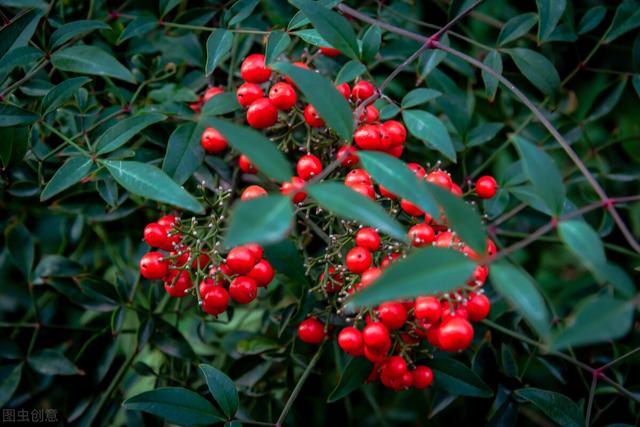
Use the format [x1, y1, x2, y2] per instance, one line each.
[40, 121, 92, 157]
[585, 374, 598, 426]
[599, 347, 640, 371]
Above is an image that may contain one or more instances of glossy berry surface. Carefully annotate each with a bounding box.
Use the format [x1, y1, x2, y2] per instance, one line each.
[240, 53, 271, 83]
[298, 318, 325, 345]
[246, 98, 278, 129]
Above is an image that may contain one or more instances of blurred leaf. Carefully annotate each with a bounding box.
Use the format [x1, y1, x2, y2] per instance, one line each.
[481, 50, 502, 100]
[500, 344, 518, 378]
[123, 387, 225, 426]
[205, 29, 233, 75]
[28, 349, 82, 376]
[265, 30, 291, 65]
[33, 255, 83, 284]
[515, 388, 584, 427]
[152, 318, 196, 359]
[264, 240, 308, 285]
[236, 336, 281, 355]
[550, 294, 634, 351]
[327, 357, 372, 402]
[95, 112, 166, 154]
[228, 0, 260, 26]
[604, 0, 640, 43]
[431, 358, 493, 398]
[200, 117, 293, 181]
[401, 88, 442, 109]
[513, 135, 565, 216]
[307, 182, 408, 243]
[5, 222, 34, 279]
[118, 16, 158, 44]
[597, 262, 635, 297]
[41, 156, 93, 200]
[403, 109, 456, 162]
[161, 0, 182, 17]
[0, 9, 41, 60]
[0, 103, 38, 127]
[633, 75, 640, 99]
[348, 247, 475, 306]
[41, 76, 91, 115]
[335, 60, 366, 85]
[587, 77, 627, 122]
[290, 0, 359, 58]
[0, 363, 22, 407]
[224, 195, 295, 248]
[558, 219, 606, 276]
[51, 45, 135, 83]
[0, 125, 28, 167]
[50, 20, 111, 49]
[272, 62, 353, 141]
[360, 25, 381, 62]
[578, 6, 606, 35]
[199, 364, 239, 418]
[102, 160, 204, 213]
[536, 0, 566, 41]
[498, 13, 537, 46]
[506, 48, 560, 95]
[490, 262, 550, 338]
[162, 122, 205, 185]
[467, 123, 504, 147]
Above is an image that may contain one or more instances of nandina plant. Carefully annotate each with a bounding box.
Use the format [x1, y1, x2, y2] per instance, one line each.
[1, 1, 639, 426]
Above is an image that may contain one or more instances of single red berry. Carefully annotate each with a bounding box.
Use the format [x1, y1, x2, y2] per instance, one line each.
[355, 227, 381, 251]
[364, 345, 389, 362]
[229, 276, 258, 304]
[201, 127, 227, 154]
[352, 80, 375, 102]
[385, 355, 408, 377]
[414, 296, 442, 323]
[359, 105, 379, 123]
[143, 222, 168, 249]
[476, 175, 497, 199]
[377, 302, 408, 330]
[344, 168, 371, 187]
[426, 170, 453, 190]
[247, 259, 274, 287]
[377, 125, 393, 150]
[320, 46, 341, 56]
[427, 324, 442, 348]
[350, 183, 376, 200]
[337, 146, 359, 167]
[400, 198, 424, 217]
[163, 270, 192, 297]
[363, 321, 390, 350]
[408, 223, 435, 247]
[297, 317, 325, 345]
[382, 120, 406, 145]
[226, 247, 257, 274]
[236, 82, 264, 107]
[345, 247, 372, 274]
[378, 185, 397, 200]
[438, 317, 474, 352]
[268, 82, 297, 110]
[203, 87, 224, 103]
[296, 154, 323, 181]
[303, 104, 325, 127]
[360, 267, 382, 287]
[466, 293, 491, 322]
[157, 215, 178, 229]
[240, 53, 271, 83]
[238, 154, 257, 174]
[338, 327, 364, 356]
[247, 98, 278, 129]
[244, 243, 264, 260]
[336, 83, 351, 100]
[354, 124, 381, 150]
[280, 176, 307, 203]
[241, 185, 268, 201]
[450, 182, 463, 197]
[407, 163, 426, 178]
[139, 252, 169, 279]
[412, 366, 433, 389]
[203, 285, 229, 315]
[386, 143, 403, 157]
[199, 277, 226, 298]
[471, 264, 489, 286]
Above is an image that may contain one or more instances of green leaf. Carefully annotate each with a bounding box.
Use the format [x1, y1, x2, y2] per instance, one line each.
[41, 77, 91, 115]
[348, 247, 475, 307]
[0, 9, 41, 60]
[403, 109, 456, 162]
[290, 0, 359, 58]
[327, 357, 372, 402]
[160, 0, 182, 17]
[597, 262, 635, 298]
[419, 44, 447, 77]
[28, 349, 82, 376]
[558, 220, 606, 275]
[272, 62, 353, 141]
[577, 6, 606, 35]
[467, 123, 504, 147]
[490, 262, 550, 338]
[163, 122, 205, 185]
[51, 45, 135, 83]
[379, 104, 400, 120]
[360, 25, 381, 62]
[41, 156, 93, 201]
[401, 88, 442, 109]
[102, 160, 204, 213]
[481, 50, 502, 101]
[265, 30, 291, 65]
[506, 48, 560, 95]
[500, 344, 518, 378]
[0, 103, 38, 127]
[498, 13, 537, 46]
[50, 20, 111, 49]
[200, 117, 293, 182]
[95, 112, 166, 154]
[587, 77, 627, 122]
[201, 92, 241, 116]
[604, 0, 640, 43]
[550, 295, 634, 351]
[152, 318, 195, 359]
[536, 0, 566, 41]
[0, 46, 43, 74]
[199, 364, 239, 418]
[5, 222, 34, 279]
[0, 126, 28, 168]
[335, 60, 366, 85]
[205, 29, 233, 75]
[307, 182, 408, 243]
[430, 358, 493, 398]
[223, 195, 295, 248]
[633, 75, 640, 99]
[123, 387, 225, 426]
[228, 0, 261, 26]
[0, 363, 22, 408]
[515, 388, 584, 427]
[118, 16, 158, 44]
[512, 135, 565, 215]
[33, 255, 83, 285]
[357, 151, 439, 217]
[292, 29, 331, 47]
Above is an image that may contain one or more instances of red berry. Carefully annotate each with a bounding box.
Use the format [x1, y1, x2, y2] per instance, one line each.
[191, 253, 211, 270]
[344, 168, 371, 187]
[364, 345, 389, 362]
[139, 252, 169, 279]
[377, 302, 407, 330]
[385, 355, 408, 377]
[466, 293, 491, 322]
[361, 267, 382, 287]
[336, 83, 351, 100]
[359, 105, 379, 123]
[408, 223, 435, 247]
[363, 322, 390, 350]
[352, 80, 375, 102]
[240, 53, 271, 83]
[241, 185, 267, 201]
[157, 215, 178, 229]
[412, 366, 433, 389]
[280, 176, 307, 203]
[350, 183, 376, 200]
[203, 285, 229, 315]
[345, 247, 372, 273]
[201, 127, 227, 154]
[163, 270, 192, 297]
[378, 184, 397, 200]
[471, 264, 489, 285]
[354, 124, 381, 150]
[435, 231, 459, 248]
[229, 276, 258, 304]
[380, 252, 400, 269]
[400, 198, 424, 216]
[297, 317, 325, 345]
[382, 120, 406, 145]
[438, 317, 474, 352]
[426, 170, 453, 190]
[238, 154, 257, 174]
[319, 46, 341, 57]
[247, 259, 274, 287]
[244, 243, 264, 260]
[338, 327, 363, 356]
[355, 227, 381, 251]
[246, 98, 278, 129]
[407, 163, 426, 178]
[337, 146, 359, 167]
[226, 247, 257, 274]
[414, 296, 442, 323]
[303, 104, 325, 127]
[320, 266, 343, 293]
[268, 82, 297, 110]
[143, 222, 168, 249]
[203, 87, 224, 103]
[476, 175, 497, 199]
[450, 183, 463, 197]
[199, 277, 226, 298]
[296, 154, 323, 181]
[236, 82, 264, 107]
[387, 143, 403, 157]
